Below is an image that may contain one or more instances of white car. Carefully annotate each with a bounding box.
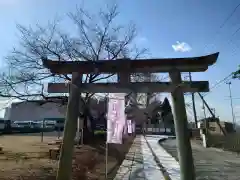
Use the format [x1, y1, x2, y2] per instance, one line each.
[12, 121, 40, 129]
[43, 120, 56, 129]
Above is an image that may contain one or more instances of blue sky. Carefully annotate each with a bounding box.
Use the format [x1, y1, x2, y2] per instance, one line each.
[0, 0, 240, 123]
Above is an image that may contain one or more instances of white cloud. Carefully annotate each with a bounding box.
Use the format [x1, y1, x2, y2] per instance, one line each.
[172, 41, 192, 52]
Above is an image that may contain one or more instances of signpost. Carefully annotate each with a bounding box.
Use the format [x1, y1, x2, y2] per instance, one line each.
[42, 52, 219, 180]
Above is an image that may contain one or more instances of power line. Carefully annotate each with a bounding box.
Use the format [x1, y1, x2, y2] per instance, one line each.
[204, 72, 233, 96]
[183, 2, 239, 99]
[219, 3, 240, 29]
[184, 72, 233, 120]
[186, 72, 233, 105]
[201, 3, 240, 93]
[204, 2, 240, 51]
[224, 97, 240, 100]
[199, 3, 240, 95]
[184, 3, 240, 121]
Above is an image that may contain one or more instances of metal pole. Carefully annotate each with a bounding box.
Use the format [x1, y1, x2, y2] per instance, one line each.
[57, 120, 61, 139]
[105, 142, 108, 179]
[77, 117, 80, 145]
[198, 92, 226, 136]
[169, 71, 195, 180]
[202, 99, 208, 146]
[41, 119, 45, 142]
[226, 82, 235, 129]
[202, 100, 207, 119]
[189, 72, 198, 128]
[210, 108, 215, 117]
[81, 127, 84, 145]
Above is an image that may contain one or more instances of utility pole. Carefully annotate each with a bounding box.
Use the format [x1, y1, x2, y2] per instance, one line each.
[202, 99, 207, 134]
[189, 72, 198, 128]
[210, 108, 216, 117]
[226, 82, 235, 129]
[202, 100, 207, 119]
[198, 92, 227, 136]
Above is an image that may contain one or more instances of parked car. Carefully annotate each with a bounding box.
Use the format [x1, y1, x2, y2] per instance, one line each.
[10, 121, 42, 133]
[0, 120, 5, 132]
[43, 120, 56, 129]
[0, 120, 12, 133]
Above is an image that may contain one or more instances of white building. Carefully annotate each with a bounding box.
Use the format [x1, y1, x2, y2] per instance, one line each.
[3, 93, 161, 125]
[4, 100, 66, 122]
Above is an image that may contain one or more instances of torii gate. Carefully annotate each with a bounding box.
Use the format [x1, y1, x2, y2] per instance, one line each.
[42, 52, 219, 180]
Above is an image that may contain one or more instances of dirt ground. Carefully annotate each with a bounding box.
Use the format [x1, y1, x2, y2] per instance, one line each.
[207, 132, 240, 153]
[0, 133, 134, 180]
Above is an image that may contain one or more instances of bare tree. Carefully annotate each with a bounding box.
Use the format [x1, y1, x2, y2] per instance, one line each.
[132, 73, 166, 106]
[0, 3, 148, 141]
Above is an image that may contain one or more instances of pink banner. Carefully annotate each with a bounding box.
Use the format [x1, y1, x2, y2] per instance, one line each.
[107, 93, 126, 144]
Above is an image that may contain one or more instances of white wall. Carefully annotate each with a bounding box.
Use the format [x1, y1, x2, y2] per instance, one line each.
[5, 98, 107, 122]
[4, 107, 11, 120]
[4, 93, 149, 123]
[6, 101, 66, 121]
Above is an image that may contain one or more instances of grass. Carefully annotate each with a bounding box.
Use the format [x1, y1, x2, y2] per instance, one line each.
[0, 132, 133, 180]
[94, 130, 106, 135]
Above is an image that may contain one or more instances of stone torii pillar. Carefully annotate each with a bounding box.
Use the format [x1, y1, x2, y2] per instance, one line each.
[42, 52, 219, 180]
[170, 70, 195, 179]
[56, 73, 82, 180]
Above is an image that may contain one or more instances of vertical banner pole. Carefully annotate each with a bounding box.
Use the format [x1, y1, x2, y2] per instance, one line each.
[105, 95, 109, 180]
[77, 117, 80, 145]
[105, 142, 108, 179]
[41, 119, 45, 142]
[57, 120, 60, 139]
[81, 127, 84, 145]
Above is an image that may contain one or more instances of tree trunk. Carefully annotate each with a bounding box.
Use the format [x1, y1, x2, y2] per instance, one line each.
[82, 107, 95, 144]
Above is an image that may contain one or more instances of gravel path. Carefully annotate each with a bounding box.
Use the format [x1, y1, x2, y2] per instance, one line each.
[161, 139, 240, 180]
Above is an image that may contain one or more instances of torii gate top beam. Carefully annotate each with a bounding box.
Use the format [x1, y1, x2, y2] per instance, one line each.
[42, 53, 219, 74]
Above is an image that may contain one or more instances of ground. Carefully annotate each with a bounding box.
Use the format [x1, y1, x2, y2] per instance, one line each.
[0, 132, 133, 180]
[161, 138, 240, 180]
[207, 133, 240, 153]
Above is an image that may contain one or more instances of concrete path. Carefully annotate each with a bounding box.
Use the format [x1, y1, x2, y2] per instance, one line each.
[115, 135, 240, 180]
[146, 136, 180, 180]
[141, 136, 166, 179]
[161, 138, 240, 180]
[114, 135, 166, 180]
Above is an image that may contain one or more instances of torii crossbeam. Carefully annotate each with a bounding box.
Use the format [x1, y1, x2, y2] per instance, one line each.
[42, 52, 219, 180]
